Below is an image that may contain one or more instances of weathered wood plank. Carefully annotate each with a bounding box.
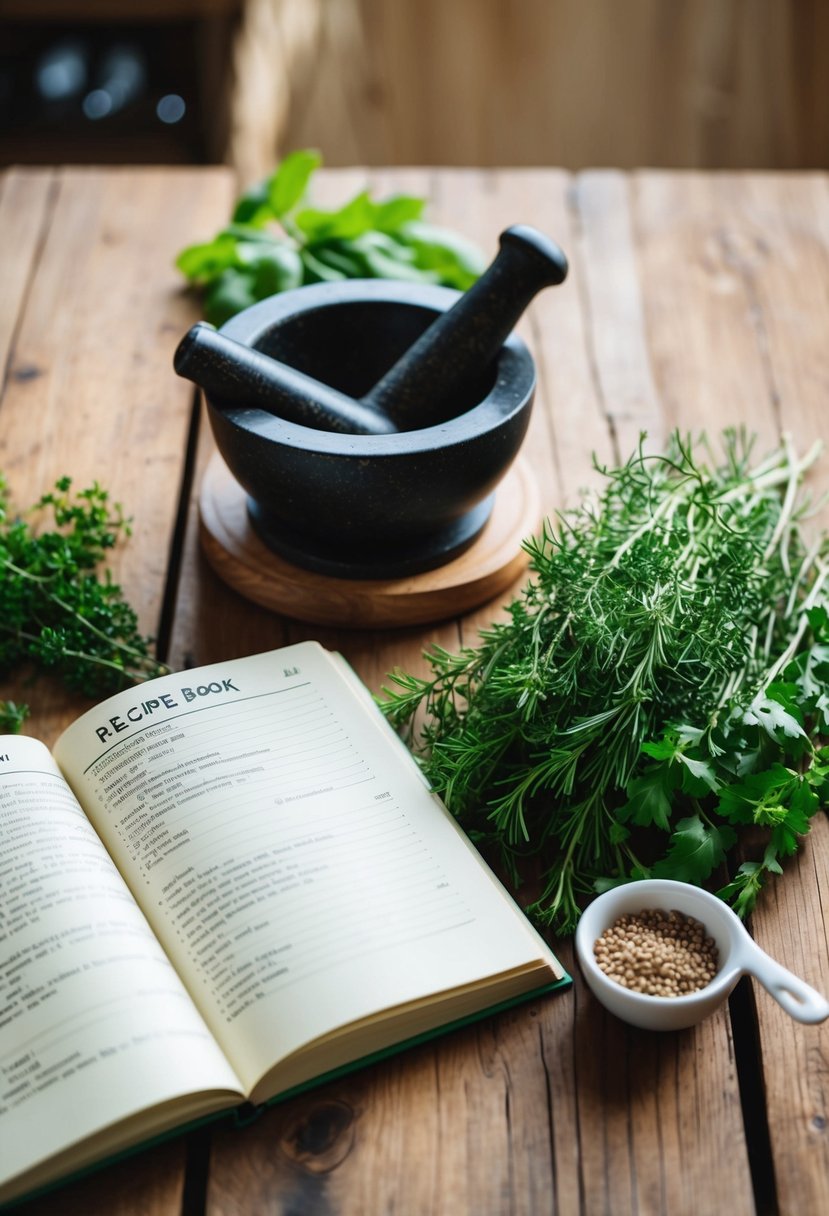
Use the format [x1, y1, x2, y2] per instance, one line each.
[633, 170, 785, 448]
[636, 169, 829, 1215]
[206, 1009, 569, 1216]
[720, 172, 829, 1215]
[751, 813, 829, 1215]
[20, 1139, 187, 1216]
[572, 170, 665, 458]
[0, 166, 235, 747]
[0, 166, 234, 1215]
[0, 169, 55, 383]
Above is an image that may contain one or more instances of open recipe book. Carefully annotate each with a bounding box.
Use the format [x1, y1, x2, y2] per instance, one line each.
[0, 642, 568, 1206]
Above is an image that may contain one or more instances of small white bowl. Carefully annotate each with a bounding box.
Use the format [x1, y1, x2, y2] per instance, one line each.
[575, 878, 829, 1031]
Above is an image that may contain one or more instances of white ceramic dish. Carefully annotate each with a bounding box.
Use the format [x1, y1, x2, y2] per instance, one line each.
[574, 878, 829, 1031]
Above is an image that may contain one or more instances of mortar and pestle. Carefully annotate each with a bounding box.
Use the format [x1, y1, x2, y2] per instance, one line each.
[176, 225, 568, 581]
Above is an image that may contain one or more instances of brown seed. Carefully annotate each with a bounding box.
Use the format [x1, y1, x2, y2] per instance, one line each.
[593, 907, 719, 998]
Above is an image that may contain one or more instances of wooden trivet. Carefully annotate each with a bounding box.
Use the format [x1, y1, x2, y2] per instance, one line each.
[198, 452, 540, 628]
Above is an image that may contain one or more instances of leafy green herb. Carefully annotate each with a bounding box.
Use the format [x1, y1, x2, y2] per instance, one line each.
[0, 701, 29, 734]
[0, 474, 167, 702]
[176, 149, 485, 325]
[381, 431, 829, 933]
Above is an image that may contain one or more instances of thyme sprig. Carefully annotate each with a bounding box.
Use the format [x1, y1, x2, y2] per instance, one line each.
[381, 430, 829, 933]
[0, 474, 168, 706]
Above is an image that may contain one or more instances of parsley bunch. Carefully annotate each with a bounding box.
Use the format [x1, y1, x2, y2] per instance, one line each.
[381, 431, 829, 933]
[176, 149, 485, 326]
[0, 474, 167, 710]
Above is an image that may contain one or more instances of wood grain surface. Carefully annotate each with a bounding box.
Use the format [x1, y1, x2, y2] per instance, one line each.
[2, 165, 829, 1216]
[230, 0, 829, 184]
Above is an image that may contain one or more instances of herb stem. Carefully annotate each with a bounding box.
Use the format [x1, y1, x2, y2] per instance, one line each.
[381, 430, 829, 932]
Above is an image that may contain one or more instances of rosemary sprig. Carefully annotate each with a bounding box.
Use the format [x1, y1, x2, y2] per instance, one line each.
[381, 430, 829, 933]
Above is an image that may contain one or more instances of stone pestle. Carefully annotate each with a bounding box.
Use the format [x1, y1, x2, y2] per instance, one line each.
[174, 323, 398, 436]
[175, 224, 567, 436]
[361, 225, 568, 430]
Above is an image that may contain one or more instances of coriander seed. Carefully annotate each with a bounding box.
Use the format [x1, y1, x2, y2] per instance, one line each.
[593, 908, 719, 997]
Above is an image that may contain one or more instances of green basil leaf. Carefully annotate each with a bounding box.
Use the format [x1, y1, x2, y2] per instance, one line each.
[299, 248, 348, 283]
[348, 232, 433, 282]
[222, 223, 283, 244]
[396, 220, 486, 288]
[295, 191, 378, 242]
[267, 148, 321, 218]
[232, 181, 274, 226]
[247, 246, 304, 296]
[203, 270, 259, 326]
[373, 194, 426, 232]
[358, 245, 436, 282]
[352, 231, 418, 262]
[175, 234, 239, 282]
[307, 241, 370, 278]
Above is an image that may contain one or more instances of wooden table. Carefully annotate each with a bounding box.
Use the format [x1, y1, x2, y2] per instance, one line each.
[2, 164, 829, 1215]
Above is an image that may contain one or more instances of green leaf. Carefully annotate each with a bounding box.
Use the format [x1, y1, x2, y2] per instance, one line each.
[176, 234, 239, 282]
[608, 819, 630, 845]
[770, 779, 819, 855]
[175, 150, 484, 319]
[0, 700, 29, 733]
[717, 845, 784, 917]
[807, 604, 829, 641]
[744, 687, 806, 743]
[267, 148, 321, 218]
[641, 735, 679, 761]
[295, 191, 378, 242]
[203, 270, 259, 326]
[806, 749, 829, 798]
[594, 874, 633, 893]
[232, 180, 274, 226]
[396, 220, 486, 288]
[0, 476, 166, 697]
[305, 241, 369, 279]
[236, 243, 303, 296]
[617, 764, 674, 831]
[715, 764, 818, 844]
[373, 194, 425, 232]
[679, 755, 720, 794]
[221, 223, 281, 244]
[299, 248, 348, 283]
[350, 232, 435, 282]
[717, 862, 764, 918]
[651, 814, 736, 884]
[640, 730, 720, 793]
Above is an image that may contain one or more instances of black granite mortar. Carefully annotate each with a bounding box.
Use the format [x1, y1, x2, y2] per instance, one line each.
[204, 278, 537, 579]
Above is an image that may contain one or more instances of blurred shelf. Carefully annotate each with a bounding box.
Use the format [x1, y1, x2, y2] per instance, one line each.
[0, 2, 242, 166]
[0, 2, 241, 20]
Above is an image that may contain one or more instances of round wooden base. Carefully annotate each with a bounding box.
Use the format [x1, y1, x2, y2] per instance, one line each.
[198, 453, 540, 628]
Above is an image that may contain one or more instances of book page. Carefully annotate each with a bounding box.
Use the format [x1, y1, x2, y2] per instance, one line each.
[54, 643, 561, 1097]
[0, 736, 243, 1195]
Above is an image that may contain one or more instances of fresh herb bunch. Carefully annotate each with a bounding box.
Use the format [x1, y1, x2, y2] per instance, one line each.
[0, 701, 28, 734]
[0, 474, 167, 700]
[381, 431, 829, 934]
[176, 149, 485, 325]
